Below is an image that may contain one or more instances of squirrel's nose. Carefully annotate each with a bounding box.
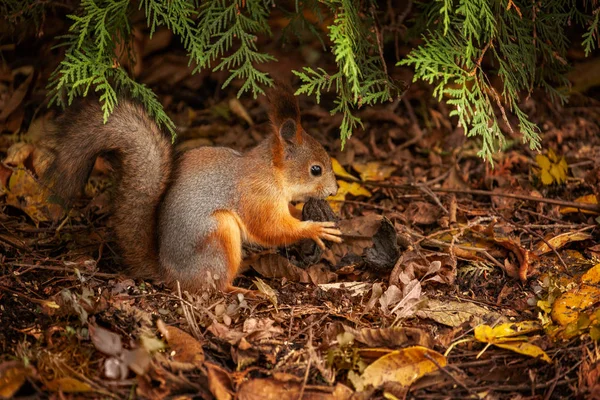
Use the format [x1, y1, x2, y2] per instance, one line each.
[328, 180, 339, 197]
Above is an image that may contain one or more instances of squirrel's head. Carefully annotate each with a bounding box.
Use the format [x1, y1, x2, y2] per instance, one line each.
[267, 84, 338, 202]
[274, 119, 338, 202]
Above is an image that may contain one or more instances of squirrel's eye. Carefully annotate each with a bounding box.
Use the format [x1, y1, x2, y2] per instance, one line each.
[310, 165, 322, 177]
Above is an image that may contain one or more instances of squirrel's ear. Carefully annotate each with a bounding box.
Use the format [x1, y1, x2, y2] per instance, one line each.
[279, 119, 298, 145]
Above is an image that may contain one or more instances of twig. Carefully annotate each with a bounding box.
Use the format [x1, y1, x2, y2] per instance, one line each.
[498, 214, 569, 271]
[418, 184, 449, 214]
[177, 281, 202, 339]
[424, 353, 479, 399]
[297, 328, 313, 400]
[364, 182, 600, 212]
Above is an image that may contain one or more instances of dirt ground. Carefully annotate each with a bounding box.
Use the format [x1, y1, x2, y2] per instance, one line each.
[2, 13, 600, 400]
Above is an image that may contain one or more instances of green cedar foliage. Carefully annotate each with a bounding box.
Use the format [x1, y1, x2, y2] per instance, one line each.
[2, 0, 599, 159]
[401, 0, 599, 162]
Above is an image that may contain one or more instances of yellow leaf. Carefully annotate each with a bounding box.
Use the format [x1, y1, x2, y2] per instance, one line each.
[253, 277, 278, 311]
[350, 346, 446, 391]
[549, 164, 566, 184]
[41, 301, 61, 309]
[494, 341, 551, 363]
[535, 154, 551, 170]
[45, 377, 93, 393]
[328, 181, 372, 212]
[535, 152, 568, 186]
[582, 264, 600, 284]
[0, 362, 31, 399]
[344, 182, 372, 197]
[331, 158, 359, 181]
[5, 168, 64, 223]
[474, 321, 542, 343]
[352, 162, 396, 182]
[551, 285, 600, 326]
[534, 232, 592, 255]
[540, 169, 554, 185]
[560, 194, 599, 215]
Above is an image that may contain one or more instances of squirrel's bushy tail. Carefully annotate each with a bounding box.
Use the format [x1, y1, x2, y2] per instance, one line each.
[42, 99, 172, 278]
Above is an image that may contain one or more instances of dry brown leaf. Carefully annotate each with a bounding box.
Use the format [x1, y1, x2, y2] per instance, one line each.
[345, 326, 433, 348]
[535, 231, 592, 255]
[229, 98, 254, 126]
[206, 362, 233, 400]
[307, 264, 336, 285]
[253, 277, 278, 309]
[164, 325, 205, 368]
[237, 378, 353, 400]
[0, 360, 34, 399]
[250, 253, 310, 283]
[404, 201, 441, 225]
[207, 321, 245, 345]
[3, 142, 35, 166]
[416, 299, 505, 327]
[45, 377, 93, 393]
[89, 325, 123, 357]
[122, 348, 152, 376]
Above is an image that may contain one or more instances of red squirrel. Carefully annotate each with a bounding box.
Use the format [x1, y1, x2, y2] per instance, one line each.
[42, 85, 342, 294]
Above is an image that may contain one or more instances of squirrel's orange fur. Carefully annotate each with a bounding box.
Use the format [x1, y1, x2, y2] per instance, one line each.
[41, 85, 342, 294]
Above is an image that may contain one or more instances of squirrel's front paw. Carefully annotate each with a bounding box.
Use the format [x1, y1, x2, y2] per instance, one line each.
[306, 221, 343, 249]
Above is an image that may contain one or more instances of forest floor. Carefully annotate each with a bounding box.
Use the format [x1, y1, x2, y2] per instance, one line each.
[2, 21, 600, 400]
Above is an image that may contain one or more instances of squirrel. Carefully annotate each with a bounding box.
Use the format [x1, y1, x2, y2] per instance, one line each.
[41, 85, 343, 295]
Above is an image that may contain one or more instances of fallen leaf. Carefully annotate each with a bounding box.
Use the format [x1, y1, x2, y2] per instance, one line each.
[250, 253, 309, 283]
[5, 167, 65, 222]
[345, 326, 433, 348]
[551, 285, 600, 326]
[163, 325, 205, 368]
[349, 346, 446, 391]
[494, 342, 551, 363]
[0, 361, 34, 399]
[534, 231, 592, 255]
[474, 321, 542, 341]
[416, 299, 505, 327]
[331, 158, 359, 181]
[404, 201, 441, 225]
[45, 377, 93, 393]
[473, 321, 551, 363]
[328, 181, 372, 212]
[319, 282, 371, 297]
[89, 325, 123, 357]
[122, 348, 152, 375]
[237, 378, 353, 400]
[206, 362, 233, 400]
[582, 263, 600, 284]
[254, 277, 278, 310]
[560, 194, 599, 215]
[534, 150, 568, 185]
[229, 98, 253, 126]
[352, 161, 396, 182]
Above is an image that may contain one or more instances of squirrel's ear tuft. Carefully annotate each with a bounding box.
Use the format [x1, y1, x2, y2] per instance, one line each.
[267, 82, 302, 144]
